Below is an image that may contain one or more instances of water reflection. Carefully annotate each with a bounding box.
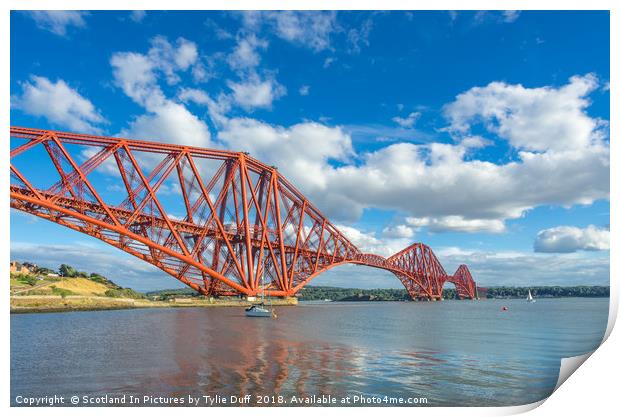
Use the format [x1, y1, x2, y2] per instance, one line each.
[11, 298, 608, 406]
[165, 309, 363, 400]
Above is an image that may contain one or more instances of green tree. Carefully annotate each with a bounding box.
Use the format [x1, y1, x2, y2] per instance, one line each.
[59, 264, 77, 277]
[15, 273, 38, 286]
[35, 266, 55, 275]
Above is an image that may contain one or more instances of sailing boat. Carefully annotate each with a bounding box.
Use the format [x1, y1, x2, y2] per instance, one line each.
[245, 275, 275, 318]
[526, 289, 536, 303]
[245, 303, 273, 317]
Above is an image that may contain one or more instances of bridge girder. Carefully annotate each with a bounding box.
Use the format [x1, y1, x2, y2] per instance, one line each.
[10, 127, 477, 300]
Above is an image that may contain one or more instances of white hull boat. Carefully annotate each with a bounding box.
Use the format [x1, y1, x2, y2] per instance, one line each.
[245, 304, 273, 317]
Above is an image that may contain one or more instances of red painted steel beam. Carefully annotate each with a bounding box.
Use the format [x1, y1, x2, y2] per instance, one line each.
[9, 127, 478, 300]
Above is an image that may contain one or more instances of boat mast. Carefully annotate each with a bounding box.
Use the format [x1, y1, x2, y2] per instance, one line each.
[261, 272, 265, 304]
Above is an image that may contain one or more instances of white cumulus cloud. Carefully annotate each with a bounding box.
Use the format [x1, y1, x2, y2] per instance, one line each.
[148, 36, 199, 85]
[336, 225, 413, 257]
[24, 11, 88, 36]
[227, 34, 268, 71]
[444, 73, 604, 152]
[313, 75, 609, 227]
[120, 101, 212, 147]
[392, 111, 421, 128]
[110, 37, 211, 146]
[262, 11, 338, 52]
[227, 76, 286, 110]
[381, 224, 416, 239]
[406, 216, 506, 233]
[12, 76, 105, 133]
[534, 225, 610, 253]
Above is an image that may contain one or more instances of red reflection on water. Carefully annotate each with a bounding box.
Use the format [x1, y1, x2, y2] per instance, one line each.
[156, 308, 363, 402]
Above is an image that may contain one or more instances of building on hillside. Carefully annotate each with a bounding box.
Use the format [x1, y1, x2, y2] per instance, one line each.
[10, 261, 37, 275]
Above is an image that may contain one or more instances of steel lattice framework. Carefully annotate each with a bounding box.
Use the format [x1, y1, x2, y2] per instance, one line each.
[10, 127, 477, 300]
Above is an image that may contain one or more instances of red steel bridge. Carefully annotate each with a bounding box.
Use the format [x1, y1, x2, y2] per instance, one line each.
[10, 127, 478, 301]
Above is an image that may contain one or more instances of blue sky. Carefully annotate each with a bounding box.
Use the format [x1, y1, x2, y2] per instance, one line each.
[10, 11, 610, 291]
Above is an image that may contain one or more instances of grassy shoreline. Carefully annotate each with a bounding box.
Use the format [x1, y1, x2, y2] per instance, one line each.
[10, 295, 298, 314]
[10, 292, 610, 314]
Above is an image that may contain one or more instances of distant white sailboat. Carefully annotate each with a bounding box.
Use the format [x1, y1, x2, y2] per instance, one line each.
[526, 289, 536, 303]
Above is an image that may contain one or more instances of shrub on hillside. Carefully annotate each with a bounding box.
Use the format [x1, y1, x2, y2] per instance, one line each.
[50, 286, 75, 298]
[14, 273, 38, 286]
[104, 288, 145, 299]
[89, 273, 121, 289]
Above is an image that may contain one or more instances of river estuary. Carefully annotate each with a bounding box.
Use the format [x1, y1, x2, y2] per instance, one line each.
[11, 298, 608, 406]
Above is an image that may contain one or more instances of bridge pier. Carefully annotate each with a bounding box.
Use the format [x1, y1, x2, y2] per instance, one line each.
[244, 296, 298, 306]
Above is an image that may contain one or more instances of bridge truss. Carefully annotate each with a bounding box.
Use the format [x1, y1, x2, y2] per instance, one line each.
[10, 127, 477, 300]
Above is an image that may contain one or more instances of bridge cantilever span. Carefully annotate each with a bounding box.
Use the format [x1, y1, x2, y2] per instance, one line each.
[10, 127, 478, 300]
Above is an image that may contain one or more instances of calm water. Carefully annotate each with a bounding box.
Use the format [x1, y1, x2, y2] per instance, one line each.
[11, 298, 608, 407]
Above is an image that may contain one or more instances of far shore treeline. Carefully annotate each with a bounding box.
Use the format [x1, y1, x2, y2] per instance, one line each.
[295, 285, 610, 301]
[146, 285, 610, 301]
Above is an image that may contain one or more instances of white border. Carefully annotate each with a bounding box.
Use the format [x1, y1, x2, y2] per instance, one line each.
[2, 1, 617, 416]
